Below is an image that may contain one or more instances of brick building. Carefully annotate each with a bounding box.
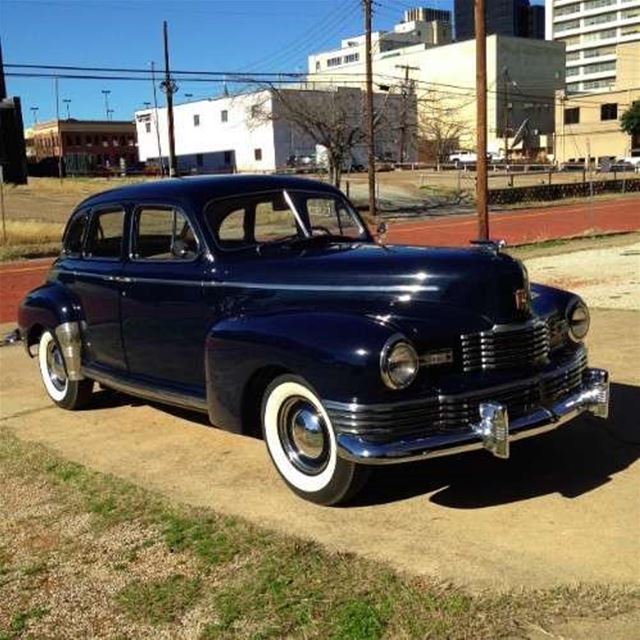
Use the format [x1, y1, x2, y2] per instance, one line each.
[28, 119, 137, 175]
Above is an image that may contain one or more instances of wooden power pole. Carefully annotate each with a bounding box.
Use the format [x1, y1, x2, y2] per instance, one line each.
[162, 21, 178, 177]
[364, 0, 376, 219]
[475, 0, 489, 240]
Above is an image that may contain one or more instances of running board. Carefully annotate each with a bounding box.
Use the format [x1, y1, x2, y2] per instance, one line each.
[82, 365, 208, 414]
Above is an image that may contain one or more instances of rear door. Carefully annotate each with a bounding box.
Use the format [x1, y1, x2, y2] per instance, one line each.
[71, 205, 127, 371]
[120, 203, 209, 391]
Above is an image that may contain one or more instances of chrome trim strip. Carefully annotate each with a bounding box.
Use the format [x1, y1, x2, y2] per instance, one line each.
[59, 269, 439, 293]
[82, 365, 208, 413]
[334, 367, 609, 465]
[325, 347, 587, 414]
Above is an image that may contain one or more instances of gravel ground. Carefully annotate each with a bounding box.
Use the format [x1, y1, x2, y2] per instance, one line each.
[525, 241, 640, 311]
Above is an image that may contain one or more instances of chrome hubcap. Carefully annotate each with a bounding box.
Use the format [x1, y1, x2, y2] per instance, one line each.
[278, 397, 329, 475]
[46, 340, 67, 392]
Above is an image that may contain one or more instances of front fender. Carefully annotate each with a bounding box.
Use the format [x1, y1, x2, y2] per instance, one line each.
[204, 311, 399, 432]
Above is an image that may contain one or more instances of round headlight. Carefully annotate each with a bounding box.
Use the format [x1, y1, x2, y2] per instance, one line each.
[381, 337, 419, 389]
[567, 300, 590, 342]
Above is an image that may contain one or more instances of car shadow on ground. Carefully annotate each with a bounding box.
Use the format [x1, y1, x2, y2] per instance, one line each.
[88, 387, 213, 428]
[352, 382, 640, 508]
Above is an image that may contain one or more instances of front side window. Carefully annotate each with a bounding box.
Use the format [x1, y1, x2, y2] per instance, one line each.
[133, 207, 199, 260]
[206, 190, 368, 251]
[63, 210, 88, 257]
[85, 208, 125, 259]
[302, 195, 363, 239]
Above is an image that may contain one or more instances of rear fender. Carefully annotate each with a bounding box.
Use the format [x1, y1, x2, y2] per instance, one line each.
[18, 283, 85, 380]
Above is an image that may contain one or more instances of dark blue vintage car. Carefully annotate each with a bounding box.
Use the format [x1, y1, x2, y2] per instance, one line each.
[18, 175, 610, 505]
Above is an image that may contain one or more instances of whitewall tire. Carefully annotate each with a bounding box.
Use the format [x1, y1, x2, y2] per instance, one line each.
[38, 330, 93, 410]
[261, 374, 369, 505]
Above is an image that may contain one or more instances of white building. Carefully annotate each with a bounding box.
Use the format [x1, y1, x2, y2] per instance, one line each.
[308, 30, 565, 159]
[546, 0, 640, 93]
[309, 8, 451, 75]
[135, 87, 415, 174]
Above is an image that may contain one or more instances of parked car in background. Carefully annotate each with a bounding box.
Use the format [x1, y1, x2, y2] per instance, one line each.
[18, 175, 610, 505]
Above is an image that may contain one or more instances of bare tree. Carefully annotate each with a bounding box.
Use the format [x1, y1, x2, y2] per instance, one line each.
[251, 86, 406, 188]
[418, 91, 471, 164]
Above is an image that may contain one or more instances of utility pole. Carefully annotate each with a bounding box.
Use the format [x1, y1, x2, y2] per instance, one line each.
[475, 0, 489, 240]
[161, 21, 178, 177]
[364, 0, 376, 219]
[150, 61, 165, 176]
[395, 64, 419, 164]
[502, 67, 509, 166]
[54, 76, 63, 182]
[101, 89, 111, 120]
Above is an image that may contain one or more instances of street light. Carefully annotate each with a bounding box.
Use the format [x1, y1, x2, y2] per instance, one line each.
[62, 99, 72, 119]
[101, 89, 111, 119]
[143, 101, 151, 109]
[30, 106, 39, 124]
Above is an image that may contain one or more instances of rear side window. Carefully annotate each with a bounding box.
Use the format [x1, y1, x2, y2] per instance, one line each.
[63, 211, 88, 257]
[133, 207, 199, 260]
[85, 208, 125, 259]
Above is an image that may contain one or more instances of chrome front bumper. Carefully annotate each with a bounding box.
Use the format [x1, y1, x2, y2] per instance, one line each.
[336, 368, 609, 465]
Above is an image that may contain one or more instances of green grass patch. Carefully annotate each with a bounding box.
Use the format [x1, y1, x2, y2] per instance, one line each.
[1, 429, 639, 640]
[116, 574, 202, 625]
[0, 607, 47, 640]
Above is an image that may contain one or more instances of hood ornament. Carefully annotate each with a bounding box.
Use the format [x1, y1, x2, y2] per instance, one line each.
[470, 239, 507, 255]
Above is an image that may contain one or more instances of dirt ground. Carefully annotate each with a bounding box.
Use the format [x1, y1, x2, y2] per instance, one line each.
[525, 240, 640, 311]
[1, 238, 639, 595]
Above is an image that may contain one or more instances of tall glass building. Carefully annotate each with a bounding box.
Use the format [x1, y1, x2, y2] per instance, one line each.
[546, 0, 640, 93]
[455, 0, 545, 40]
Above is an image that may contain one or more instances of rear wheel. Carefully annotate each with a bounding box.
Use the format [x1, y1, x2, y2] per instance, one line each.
[261, 374, 369, 505]
[38, 330, 93, 409]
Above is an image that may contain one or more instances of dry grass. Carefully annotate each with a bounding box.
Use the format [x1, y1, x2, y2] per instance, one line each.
[0, 429, 638, 640]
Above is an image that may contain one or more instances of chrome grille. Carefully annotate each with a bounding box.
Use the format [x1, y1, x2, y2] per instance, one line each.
[326, 348, 587, 442]
[461, 319, 551, 372]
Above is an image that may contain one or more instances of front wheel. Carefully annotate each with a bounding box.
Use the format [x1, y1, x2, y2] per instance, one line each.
[261, 374, 369, 506]
[38, 330, 93, 410]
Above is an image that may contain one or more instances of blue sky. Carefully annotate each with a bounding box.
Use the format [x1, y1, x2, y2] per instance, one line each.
[2, 0, 538, 124]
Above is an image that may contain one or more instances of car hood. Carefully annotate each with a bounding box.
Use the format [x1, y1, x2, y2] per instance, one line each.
[219, 242, 531, 325]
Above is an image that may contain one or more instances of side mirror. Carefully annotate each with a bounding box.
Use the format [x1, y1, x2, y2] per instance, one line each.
[376, 221, 388, 244]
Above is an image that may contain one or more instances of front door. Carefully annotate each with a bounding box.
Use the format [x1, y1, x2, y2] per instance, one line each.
[120, 204, 210, 392]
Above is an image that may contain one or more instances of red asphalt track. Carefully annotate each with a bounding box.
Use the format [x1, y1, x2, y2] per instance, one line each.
[1, 198, 638, 324]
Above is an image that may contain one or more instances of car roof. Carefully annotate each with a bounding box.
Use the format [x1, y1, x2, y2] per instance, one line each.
[77, 174, 340, 210]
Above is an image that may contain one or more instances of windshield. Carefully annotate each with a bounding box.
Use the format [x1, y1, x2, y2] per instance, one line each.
[205, 189, 369, 251]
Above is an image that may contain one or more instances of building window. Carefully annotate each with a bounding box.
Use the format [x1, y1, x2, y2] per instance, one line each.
[582, 78, 615, 90]
[582, 60, 616, 74]
[145, 122, 151, 133]
[196, 153, 203, 167]
[344, 53, 360, 64]
[223, 151, 232, 165]
[564, 108, 580, 125]
[193, 114, 200, 127]
[601, 103, 618, 120]
[315, 61, 321, 71]
[250, 105, 261, 119]
[221, 110, 228, 123]
[555, 2, 580, 17]
[556, 19, 580, 32]
[254, 148, 262, 161]
[583, 12, 615, 26]
[326, 56, 342, 67]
